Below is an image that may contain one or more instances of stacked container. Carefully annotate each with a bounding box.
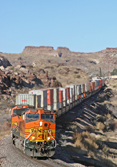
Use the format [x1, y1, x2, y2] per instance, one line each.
[74, 85, 78, 101]
[95, 80, 100, 90]
[16, 94, 37, 107]
[53, 88, 59, 111]
[85, 83, 89, 93]
[66, 85, 75, 103]
[47, 88, 53, 111]
[92, 81, 96, 91]
[81, 84, 85, 98]
[29, 90, 47, 110]
[59, 87, 67, 107]
[76, 85, 81, 100]
[59, 90, 63, 109]
[66, 87, 70, 104]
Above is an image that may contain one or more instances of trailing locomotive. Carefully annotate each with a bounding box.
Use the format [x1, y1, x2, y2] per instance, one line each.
[11, 78, 105, 157]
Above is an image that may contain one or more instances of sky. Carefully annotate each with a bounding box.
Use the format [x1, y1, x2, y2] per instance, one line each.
[0, 0, 117, 53]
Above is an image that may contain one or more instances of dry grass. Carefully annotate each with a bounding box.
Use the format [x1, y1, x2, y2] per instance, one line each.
[0, 129, 11, 140]
[73, 131, 98, 151]
[109, 122, 117, 131]
[96, 122, 105, 131]
[85, 126, 95, 133]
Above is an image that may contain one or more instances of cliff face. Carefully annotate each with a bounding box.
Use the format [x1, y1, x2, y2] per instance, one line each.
[22, 46, 71, 54]
[22, 46, 72, 57]
[106, 47, 117, 52]
[23, 46, 54, 53]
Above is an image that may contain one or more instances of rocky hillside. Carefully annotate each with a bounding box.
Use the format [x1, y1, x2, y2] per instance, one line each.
[0, 55, 89, 95]
[1, 46, 117, 77]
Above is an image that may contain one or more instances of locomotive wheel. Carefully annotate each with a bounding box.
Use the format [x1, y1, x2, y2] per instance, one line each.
[46, 148, 51, 157]
[40, 146, 45, 156]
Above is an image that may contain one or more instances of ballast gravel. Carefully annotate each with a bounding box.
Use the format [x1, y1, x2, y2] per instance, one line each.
[0, 136, 46, 167]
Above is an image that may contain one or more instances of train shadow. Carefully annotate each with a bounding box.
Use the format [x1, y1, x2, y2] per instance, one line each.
[54, 88, 117, 166]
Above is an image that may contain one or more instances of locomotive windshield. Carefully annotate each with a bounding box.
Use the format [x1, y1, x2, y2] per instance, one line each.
[41, 114, 54, 119]
[26, 114, 39, 123]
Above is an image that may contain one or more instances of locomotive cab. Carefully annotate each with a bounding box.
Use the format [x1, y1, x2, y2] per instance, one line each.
[11, 107, 56, 157]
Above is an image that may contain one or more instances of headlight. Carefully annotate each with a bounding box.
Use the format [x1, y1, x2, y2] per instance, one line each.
[40, 121, 42, 126]
[32, 136, 35, 140]
[47, 137, 50, 140]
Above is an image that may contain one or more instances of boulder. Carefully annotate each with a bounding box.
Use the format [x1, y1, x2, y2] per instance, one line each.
[0, 66, 5, 70]
[0, 56, 11, 68]
[20, 67, 29, 73]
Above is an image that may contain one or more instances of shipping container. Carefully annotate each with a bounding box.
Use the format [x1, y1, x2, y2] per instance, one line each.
[53, 88, 59, 111]
[89, 82, 92, 92]
[95, 80, 100, 90]
[74, 85, 77, 100]
[59, 90, 63, 109]
[83, 84, 85, 92]
[66, 87, 70, 104]
[85, 83, 89, 92]
[59, 87, 67, 106]
[66, 85, 75, 103]
[16, 94, 36, 107]
[29, 90, 47, 110]
[92, 81, 96, 91]
[81, 84, 83, 93]
[100, 79, 102, 87]
[47, 89, 53, 105]
[46, 88, 53, 112]
[81, 83, 85, 96]
[77, 85, 81, 95]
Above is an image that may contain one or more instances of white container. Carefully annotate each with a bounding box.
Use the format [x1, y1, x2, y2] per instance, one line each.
[59, 87, 67, 107]
[81, 84, 84, 93]
[29, 90, 47, 110]
[74, 85, 78, 100]
[53, 88, 59, 103]
[16, 94, 36, 107]
[85, 83, 89, 92]
[53, 88, 59, 111]
[66, 85, 75, 103]
[47, 104, 53, 112]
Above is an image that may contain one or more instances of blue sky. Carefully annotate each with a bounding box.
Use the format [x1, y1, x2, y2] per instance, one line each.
[0, 0, 117, 53]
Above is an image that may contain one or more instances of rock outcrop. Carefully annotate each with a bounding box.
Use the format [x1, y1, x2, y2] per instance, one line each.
[57, 47, 70, 52]
[106, 47, 117, 52]
[0, 56, 11, 68]
[0, 63, 62, 95]
[23, 46, 54, 53]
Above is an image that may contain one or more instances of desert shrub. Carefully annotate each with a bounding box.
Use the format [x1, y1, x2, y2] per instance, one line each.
[109, 122, 117, 131]
[83, 137, 98, 150]
[85, 126, 95, 133]
[73, 131, 98, 151]
[96, 122, 105, 131]
[111, 68, 117, 75]
[76, 75, 80, 78]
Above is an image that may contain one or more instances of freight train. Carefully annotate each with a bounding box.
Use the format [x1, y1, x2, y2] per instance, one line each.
[11, 78, 105, 157]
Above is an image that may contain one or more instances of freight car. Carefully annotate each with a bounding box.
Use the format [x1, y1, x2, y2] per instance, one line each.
[11, 78, 106, 157]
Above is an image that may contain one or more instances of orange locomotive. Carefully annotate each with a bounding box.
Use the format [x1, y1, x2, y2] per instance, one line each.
[11, 105, 56, 157]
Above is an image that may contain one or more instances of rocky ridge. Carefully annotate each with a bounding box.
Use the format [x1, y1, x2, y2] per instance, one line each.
[1, 46, 117, 76]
